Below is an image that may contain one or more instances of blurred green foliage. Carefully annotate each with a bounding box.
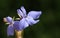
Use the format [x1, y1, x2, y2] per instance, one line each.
[0, 0, 60, 38]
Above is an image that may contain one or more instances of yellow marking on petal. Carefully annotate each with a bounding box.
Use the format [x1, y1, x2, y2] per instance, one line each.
[18, 14, 21, 18]
[5, 23, 10, 24]
[15, 18, 20, 20]
[13, 16, 15, 20]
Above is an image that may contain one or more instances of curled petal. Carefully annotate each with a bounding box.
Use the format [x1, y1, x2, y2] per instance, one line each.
[28, 11, 42, 19]
[7, 25, 14, 36]
[20, 6, 26, 17]
[17, 9, 24, 18]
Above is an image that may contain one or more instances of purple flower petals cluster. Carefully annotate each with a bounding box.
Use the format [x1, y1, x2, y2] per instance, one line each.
[5, 6, 42, 36]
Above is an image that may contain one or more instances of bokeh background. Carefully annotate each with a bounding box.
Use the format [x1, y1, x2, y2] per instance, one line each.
[0, 0, 60, 38]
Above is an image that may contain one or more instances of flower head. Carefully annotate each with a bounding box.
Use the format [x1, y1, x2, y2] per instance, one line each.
[4, 16, 14, 36]
[17, 6, 42, 29]
[5, 16, 27, 36]
[4, 6, 42, 36]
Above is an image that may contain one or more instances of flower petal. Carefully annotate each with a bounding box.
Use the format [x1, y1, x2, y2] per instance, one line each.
[13, 19, 29, 31]
[19, 18, 29, 30]
[28, 11, 42, 19]
[25, 16, 39, 25]
[6, 16, 13, 23]
[20, 6, 26, 17]
[17, 9, 24, 17]
[7, 25, 14, 36]
[13, 21, 20, 31]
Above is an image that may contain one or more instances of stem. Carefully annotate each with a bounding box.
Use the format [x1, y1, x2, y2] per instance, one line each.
[15, 30, 23, 38]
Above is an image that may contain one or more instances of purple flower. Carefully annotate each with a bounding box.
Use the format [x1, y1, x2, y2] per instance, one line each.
[6, 16, 22, 36]
[6, 6, 42, 36]
[5, 16, 14, 36]
[6, 16, 20, 36]
[17, 6, 42, 29]
[6, 16, 28, 36]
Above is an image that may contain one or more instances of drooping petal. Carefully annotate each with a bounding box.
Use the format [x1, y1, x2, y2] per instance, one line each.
[7, 25, 14, 36]
[20, 6, 26, 17]
[25, 16, 39, 25]
[28, 11, 42, 19]
[17, 9, 24, 18]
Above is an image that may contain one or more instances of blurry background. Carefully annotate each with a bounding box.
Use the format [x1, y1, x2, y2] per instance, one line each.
[0, 0, 60, 38]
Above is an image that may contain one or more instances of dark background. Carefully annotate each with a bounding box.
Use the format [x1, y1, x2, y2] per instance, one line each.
[0, 0, 60, 38]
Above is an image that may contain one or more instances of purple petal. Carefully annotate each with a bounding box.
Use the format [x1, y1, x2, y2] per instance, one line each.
[13, 20, 29, 31]
[7, 25, 14, 36]
[19, 18, 29, 30]
[20, 6, 26, 17]
[6, 16, 13, 23]
[25, 16, 39, 25]
[17, 9, 24, 17]
[28, 11, 42, 19]
[13, 21, 20, 31]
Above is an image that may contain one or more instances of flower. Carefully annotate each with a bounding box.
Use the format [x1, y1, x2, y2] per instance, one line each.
[5, 16, 20, 36]
[5, 16, 14, 36]
[5, 6, 42, 36]
[17, 6, 42, 30]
